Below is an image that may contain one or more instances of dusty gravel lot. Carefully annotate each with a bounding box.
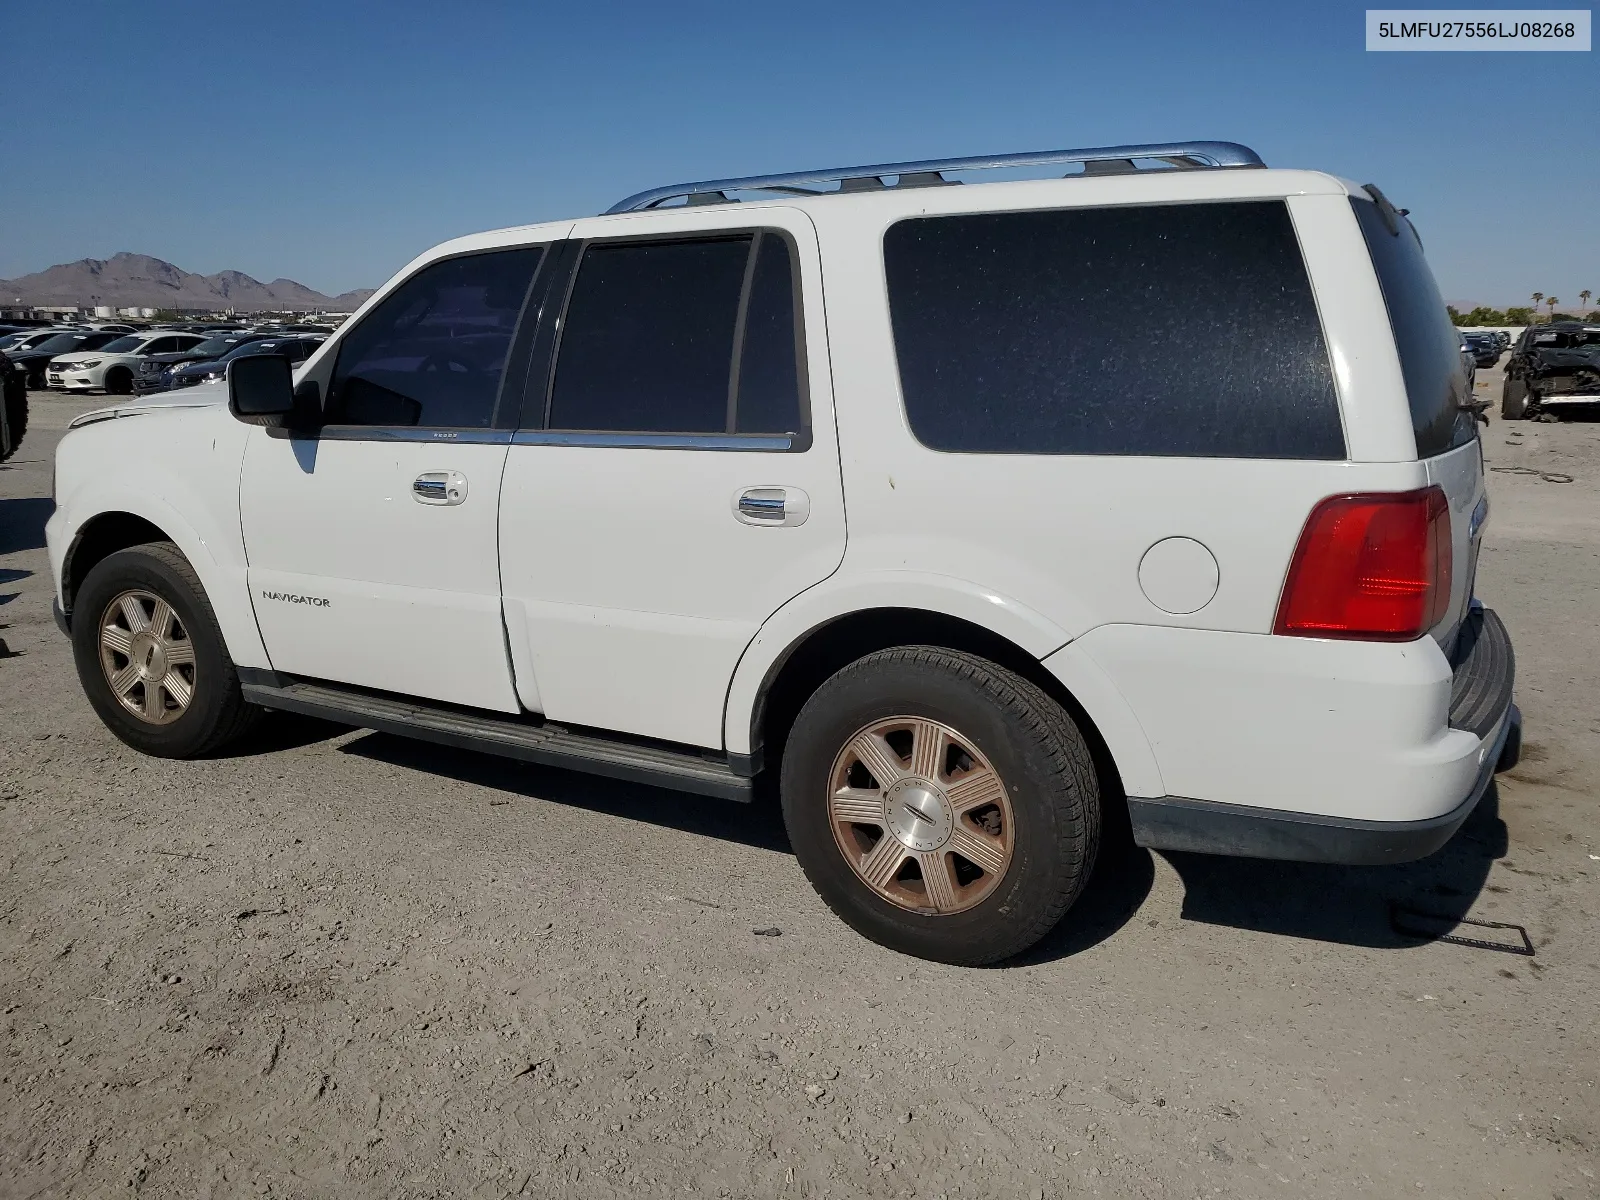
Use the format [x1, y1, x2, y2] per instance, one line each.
[2, 370, 1597, 1199]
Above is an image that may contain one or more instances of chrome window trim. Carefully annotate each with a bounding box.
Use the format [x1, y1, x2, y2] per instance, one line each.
[511, 430, 797, 452]
[315, 426, 512, 444]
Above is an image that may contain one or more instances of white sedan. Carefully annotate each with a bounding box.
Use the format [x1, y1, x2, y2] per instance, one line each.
[49, 332, 209, 395]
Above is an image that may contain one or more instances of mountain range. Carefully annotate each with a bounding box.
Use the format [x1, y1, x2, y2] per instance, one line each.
[0, 253, 375, 313]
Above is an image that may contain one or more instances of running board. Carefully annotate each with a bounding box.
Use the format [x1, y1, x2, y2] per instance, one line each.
[238, 674, 753, 802]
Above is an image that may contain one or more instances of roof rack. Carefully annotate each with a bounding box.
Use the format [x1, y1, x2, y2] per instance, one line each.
[605, 141, 1264, 214]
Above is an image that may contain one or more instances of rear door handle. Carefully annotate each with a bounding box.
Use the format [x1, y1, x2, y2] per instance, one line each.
[733, 486, 810, 527]
[414, 471, 468, 506]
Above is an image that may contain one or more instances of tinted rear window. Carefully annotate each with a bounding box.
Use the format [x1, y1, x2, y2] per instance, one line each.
[1350, 197, 1476, 457]
[883, 200, 1344, 458]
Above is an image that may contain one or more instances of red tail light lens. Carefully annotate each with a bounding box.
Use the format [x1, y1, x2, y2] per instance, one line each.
[1274, 487, 1453, 641]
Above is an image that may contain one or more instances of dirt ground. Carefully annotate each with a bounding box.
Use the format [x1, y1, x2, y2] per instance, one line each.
[1, 367, 1596, 1199]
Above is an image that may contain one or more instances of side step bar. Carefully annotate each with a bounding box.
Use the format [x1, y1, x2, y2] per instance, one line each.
[238, 673, 754, 802]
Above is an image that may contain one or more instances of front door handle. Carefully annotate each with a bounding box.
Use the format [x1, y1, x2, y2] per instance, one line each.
[733, 486, 810, 527]
[414, 471, 468, 506]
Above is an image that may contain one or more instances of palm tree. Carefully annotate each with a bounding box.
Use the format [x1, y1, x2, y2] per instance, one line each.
[1546, 296, 1559, 317]
[1581, 288, 1592, 312]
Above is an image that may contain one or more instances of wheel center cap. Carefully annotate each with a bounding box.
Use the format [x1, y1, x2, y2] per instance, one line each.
[885, 778, 953, 852]
[131, 632, 166, 680]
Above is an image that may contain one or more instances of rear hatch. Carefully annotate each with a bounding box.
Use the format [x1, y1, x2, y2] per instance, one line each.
[1350, 188, 1485, 655]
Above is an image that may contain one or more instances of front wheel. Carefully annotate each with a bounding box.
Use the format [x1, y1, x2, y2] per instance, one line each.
[781, 647, 1100, 965]
[104, 368, 133, 396]
[71, 542, 262, 757]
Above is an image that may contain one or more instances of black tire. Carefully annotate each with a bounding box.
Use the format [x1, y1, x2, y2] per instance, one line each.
[1501, 376, 1528, 420]
[26, 370, 45, 391]
[0, 374, 25, 463]
[780, 646, 1100, 965]
[104, 367, 133, 396]
[71, 542, 262, 757]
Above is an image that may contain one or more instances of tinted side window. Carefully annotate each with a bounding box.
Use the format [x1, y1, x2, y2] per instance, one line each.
[327, 247, 542, 428]
[551, 238, 749, 433]
[1350, 197, 1475, 457]
[735, 233, 804, 435]
[883, 201, 1344, 459]
[548, 233, 805, 437]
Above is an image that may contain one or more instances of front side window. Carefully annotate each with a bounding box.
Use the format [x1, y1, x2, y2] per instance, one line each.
[883, 200, 1345, 459]
[326, 247, 543, 428]
[547, 231, 805, 438]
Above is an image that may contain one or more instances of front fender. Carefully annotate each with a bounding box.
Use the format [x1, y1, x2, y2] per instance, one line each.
[49, 411, 268, 669]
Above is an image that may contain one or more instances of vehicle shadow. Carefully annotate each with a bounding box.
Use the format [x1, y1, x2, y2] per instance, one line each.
[0, 497, 53, 555]
[339, 732, 793, 854]
[209, 711, 357, 757]
[313, 727, 1507, 959]
[1157, 784, 1508, 949]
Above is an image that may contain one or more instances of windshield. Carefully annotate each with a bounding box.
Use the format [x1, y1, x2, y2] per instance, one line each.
[1532, 329, 1600, 349]
[189, 335, 252, 356]
[227, 340, 286, 359]
[98, 336, 146, 353]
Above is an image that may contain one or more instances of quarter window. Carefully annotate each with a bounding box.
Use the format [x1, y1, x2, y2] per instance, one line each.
[548, 232, 805, 438]
[1350, 196, 1476, 457]
[326, 247, 543, 428]
[883, 201, 1345, 459]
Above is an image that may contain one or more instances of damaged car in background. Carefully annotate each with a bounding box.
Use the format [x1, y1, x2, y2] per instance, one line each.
[1502, 322, 1600, 420]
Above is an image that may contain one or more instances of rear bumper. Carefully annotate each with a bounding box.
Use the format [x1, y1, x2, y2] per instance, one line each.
[1129, 703, 1518, 864]
[1122, 606, 1518, 864]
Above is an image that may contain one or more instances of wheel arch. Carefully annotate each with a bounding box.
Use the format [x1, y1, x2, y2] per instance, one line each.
[57, 502, 269, 670]
[61, 511, 171, 615]
[738, 605, 1154, 810]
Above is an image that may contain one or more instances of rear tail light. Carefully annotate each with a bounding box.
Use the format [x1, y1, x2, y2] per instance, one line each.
[1274, 487, 1453, 641]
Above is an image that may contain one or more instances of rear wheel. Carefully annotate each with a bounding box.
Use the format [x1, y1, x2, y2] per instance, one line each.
[104, 367, 133, 396]
[71, 542, 262, 757]
[781, 646, 1100, 965]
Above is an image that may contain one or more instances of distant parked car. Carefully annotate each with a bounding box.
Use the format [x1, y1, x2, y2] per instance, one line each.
[8, 330, 126, 389]
[1458, 334, 1477, 392]
[133, 331, 285, 392]
[48, 331, 209, 395]
[255, 322, 333, 334]
[0, 328, 80, 355]
[1463, 332, 1501, 368]
[162, 335, 324, 390]
[1502, 322, 1600, 420]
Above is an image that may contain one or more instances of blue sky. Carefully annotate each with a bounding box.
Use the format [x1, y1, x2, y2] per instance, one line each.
[1, 0, 1594, 305]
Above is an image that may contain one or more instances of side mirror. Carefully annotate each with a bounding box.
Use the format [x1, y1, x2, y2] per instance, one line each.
[228, 354, 294, 425]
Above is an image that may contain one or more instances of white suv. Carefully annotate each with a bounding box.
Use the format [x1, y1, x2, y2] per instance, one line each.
[45, 142, 1519, 965]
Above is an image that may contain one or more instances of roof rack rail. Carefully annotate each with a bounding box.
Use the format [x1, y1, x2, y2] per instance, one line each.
[605, 141, 1264, 214]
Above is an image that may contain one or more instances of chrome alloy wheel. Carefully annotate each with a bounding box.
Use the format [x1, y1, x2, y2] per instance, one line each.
[827, 716, 1014, 915]
[98, 589, 196, 725]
